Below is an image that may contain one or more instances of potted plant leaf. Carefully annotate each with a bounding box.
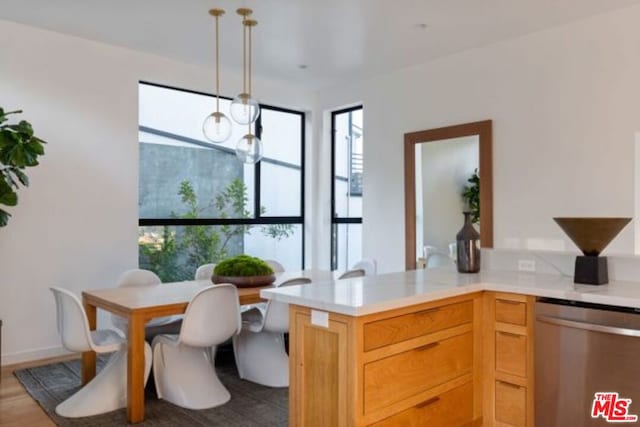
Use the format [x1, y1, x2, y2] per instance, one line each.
[212, 255, 276, 287]
[0, 108, 47, 227]
[462, 168, 480, 224]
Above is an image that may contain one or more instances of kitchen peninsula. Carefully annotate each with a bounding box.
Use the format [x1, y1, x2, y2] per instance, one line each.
[262, 268, 640, 426]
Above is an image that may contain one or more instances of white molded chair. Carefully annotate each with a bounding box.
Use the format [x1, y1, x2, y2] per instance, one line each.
[152, 284, 241, 409]
[338, 268, 366, 280]
[111, 269, 181, 338]
[50, 287, 152, 418]
[264, 259, 285, 273]
[424, 246, 456, 268]
[351, 258, 377, 276]
[195, 263, 216, 281]
[233, 277, 311, 387]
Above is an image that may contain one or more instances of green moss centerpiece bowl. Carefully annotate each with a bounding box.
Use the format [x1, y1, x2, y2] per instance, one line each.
[211, 255, 276, 288]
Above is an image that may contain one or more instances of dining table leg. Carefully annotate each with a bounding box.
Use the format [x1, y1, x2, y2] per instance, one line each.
[81, 300, 97, 385]
[127, 312, 146, 423]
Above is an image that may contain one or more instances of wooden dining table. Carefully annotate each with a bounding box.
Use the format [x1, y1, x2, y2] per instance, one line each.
[81, 269, 335, 423]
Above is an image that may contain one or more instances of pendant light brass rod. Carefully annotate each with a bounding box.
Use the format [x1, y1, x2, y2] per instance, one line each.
[215, 13, 220, 112]
[209, 8, 225, 113]
[242, 17, 247, 94]
[245, 19, 258, 97]
[248, 22, 252, 96]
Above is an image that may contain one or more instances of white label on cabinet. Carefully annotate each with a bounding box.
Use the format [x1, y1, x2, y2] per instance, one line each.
[311, 310, 329, 328]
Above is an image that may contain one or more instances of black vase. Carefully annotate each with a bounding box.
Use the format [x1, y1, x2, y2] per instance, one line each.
[456, 212, 481, 273]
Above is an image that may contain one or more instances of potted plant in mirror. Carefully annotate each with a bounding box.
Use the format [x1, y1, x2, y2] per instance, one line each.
[211, 255, 276, 288]
[0, 107, 47, 227]
[461, 168, 479, 224]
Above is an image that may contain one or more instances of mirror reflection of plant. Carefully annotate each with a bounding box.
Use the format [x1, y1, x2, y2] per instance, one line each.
[0, 108, 47, 227]
[462, 169, 480, 224]
[139, 178, 293, 282]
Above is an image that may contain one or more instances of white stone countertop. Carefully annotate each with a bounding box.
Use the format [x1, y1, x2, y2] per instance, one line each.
[260, 268, 640, 316]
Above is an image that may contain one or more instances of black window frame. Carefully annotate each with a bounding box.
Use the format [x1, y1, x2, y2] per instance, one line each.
[330, 105, 363, 270]
[138, 80, 306, 268]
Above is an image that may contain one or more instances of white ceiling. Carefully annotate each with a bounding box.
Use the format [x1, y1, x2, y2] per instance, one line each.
[2, 0, 640, 89]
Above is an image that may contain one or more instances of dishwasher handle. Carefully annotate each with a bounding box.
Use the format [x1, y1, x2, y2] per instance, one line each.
[537, 315, 640, 338]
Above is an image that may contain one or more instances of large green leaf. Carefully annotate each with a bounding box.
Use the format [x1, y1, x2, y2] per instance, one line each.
[17, 120, 34, 137]
[0, 179, 18, 206]
[9, 168, 29, 186]
[0, 209, 10, 227]
[26, 141, 45, 155]
[0, 107, 46, 226]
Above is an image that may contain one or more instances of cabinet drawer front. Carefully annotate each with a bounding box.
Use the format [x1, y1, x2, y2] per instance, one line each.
[495, 331, 527, 377]
[364, 332, 473, 413]
[363, 301, 473, 351]
[495, 380, 526, 427]
[495, 299, 526, 326]
[370, 381, 474, 427]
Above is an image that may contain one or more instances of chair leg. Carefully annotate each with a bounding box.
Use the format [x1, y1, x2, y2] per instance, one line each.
[233, 330, 288, 387]
[56, 343, 152, 418]
[152, 341, 230, 410]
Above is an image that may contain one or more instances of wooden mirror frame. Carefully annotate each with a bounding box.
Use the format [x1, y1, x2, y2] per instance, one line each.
[404, 120, 493, 270]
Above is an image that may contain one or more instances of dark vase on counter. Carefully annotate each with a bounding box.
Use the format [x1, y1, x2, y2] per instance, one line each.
[456, 211, 481, 273]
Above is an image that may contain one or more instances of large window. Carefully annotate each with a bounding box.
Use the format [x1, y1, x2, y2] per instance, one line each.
[138, 82, 304, 282]
[331, 106, 363, 271]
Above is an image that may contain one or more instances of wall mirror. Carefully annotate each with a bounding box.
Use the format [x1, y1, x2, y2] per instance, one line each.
[404, 120, 493, 270]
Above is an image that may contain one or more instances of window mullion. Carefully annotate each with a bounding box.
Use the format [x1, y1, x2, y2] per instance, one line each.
[254, 113, 263, 219]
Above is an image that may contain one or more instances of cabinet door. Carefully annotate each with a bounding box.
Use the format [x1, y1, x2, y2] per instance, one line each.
[495, 380, 526, 427]
[291, 311, 350, 427]
[495, 331, 527, 377]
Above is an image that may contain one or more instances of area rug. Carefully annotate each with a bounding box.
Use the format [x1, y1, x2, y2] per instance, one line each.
[14, 351, 287, 426]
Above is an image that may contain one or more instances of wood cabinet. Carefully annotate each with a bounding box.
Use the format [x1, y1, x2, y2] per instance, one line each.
[484, 292, 535, 427]
[289, 293, 483, 426]
[288, 290, 536, 427]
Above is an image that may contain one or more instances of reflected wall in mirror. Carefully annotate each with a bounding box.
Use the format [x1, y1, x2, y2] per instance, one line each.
[405, 120, 493, 270]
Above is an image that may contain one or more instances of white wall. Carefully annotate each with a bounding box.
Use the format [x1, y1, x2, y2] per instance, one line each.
[0, 19, 315, 364]
[314, 4, 640, 273]
[421, 136, 478, 254]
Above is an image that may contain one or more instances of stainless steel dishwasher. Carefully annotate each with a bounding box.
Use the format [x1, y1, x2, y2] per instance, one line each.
[536, 298, 640, 426]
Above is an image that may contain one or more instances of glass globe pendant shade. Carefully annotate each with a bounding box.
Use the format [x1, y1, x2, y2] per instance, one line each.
[235, 134, 263, 164]
[203, 111, 232, 143]
[230, 93, 260, 125]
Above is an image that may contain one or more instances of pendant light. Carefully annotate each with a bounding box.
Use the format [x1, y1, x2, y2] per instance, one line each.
[236, 128, 263, 164]
[203, 8, 232, 143]
[235, 15, 263, 164]
[230, 10, 260, 125]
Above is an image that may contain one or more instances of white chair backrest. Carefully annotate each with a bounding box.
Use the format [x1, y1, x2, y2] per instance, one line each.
[264, 278, 312, 332]
[351, 259, 377, 276]
[424, 247, 455, 269]
[179, 284, 241, 347]
[50, 287, 93, 353]
[264, 259, 285, 273]
[276, 277, 312, 288]
[195, 263, 216, 281]
[112, 269, 163, 331]
[338, 269, 366, 280]
[116, 269, 161, 288]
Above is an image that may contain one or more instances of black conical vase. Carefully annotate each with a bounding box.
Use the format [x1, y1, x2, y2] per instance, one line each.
[457, 212, 481, 273]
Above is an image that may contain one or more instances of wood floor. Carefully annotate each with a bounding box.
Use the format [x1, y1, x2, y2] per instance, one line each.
[0, 356, 76, 427]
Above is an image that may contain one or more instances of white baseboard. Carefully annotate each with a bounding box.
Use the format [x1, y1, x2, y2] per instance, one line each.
[2, 345, 73, 366]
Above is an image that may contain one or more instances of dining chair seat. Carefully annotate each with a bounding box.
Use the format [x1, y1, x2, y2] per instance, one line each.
[352, 258, 377, 276]
[233, 277, 311, 387]
[152, 284, 241, 410]
[50, 287, 152, 418]
[338, 268, 366, 280]
[89, 329, 126, 352]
